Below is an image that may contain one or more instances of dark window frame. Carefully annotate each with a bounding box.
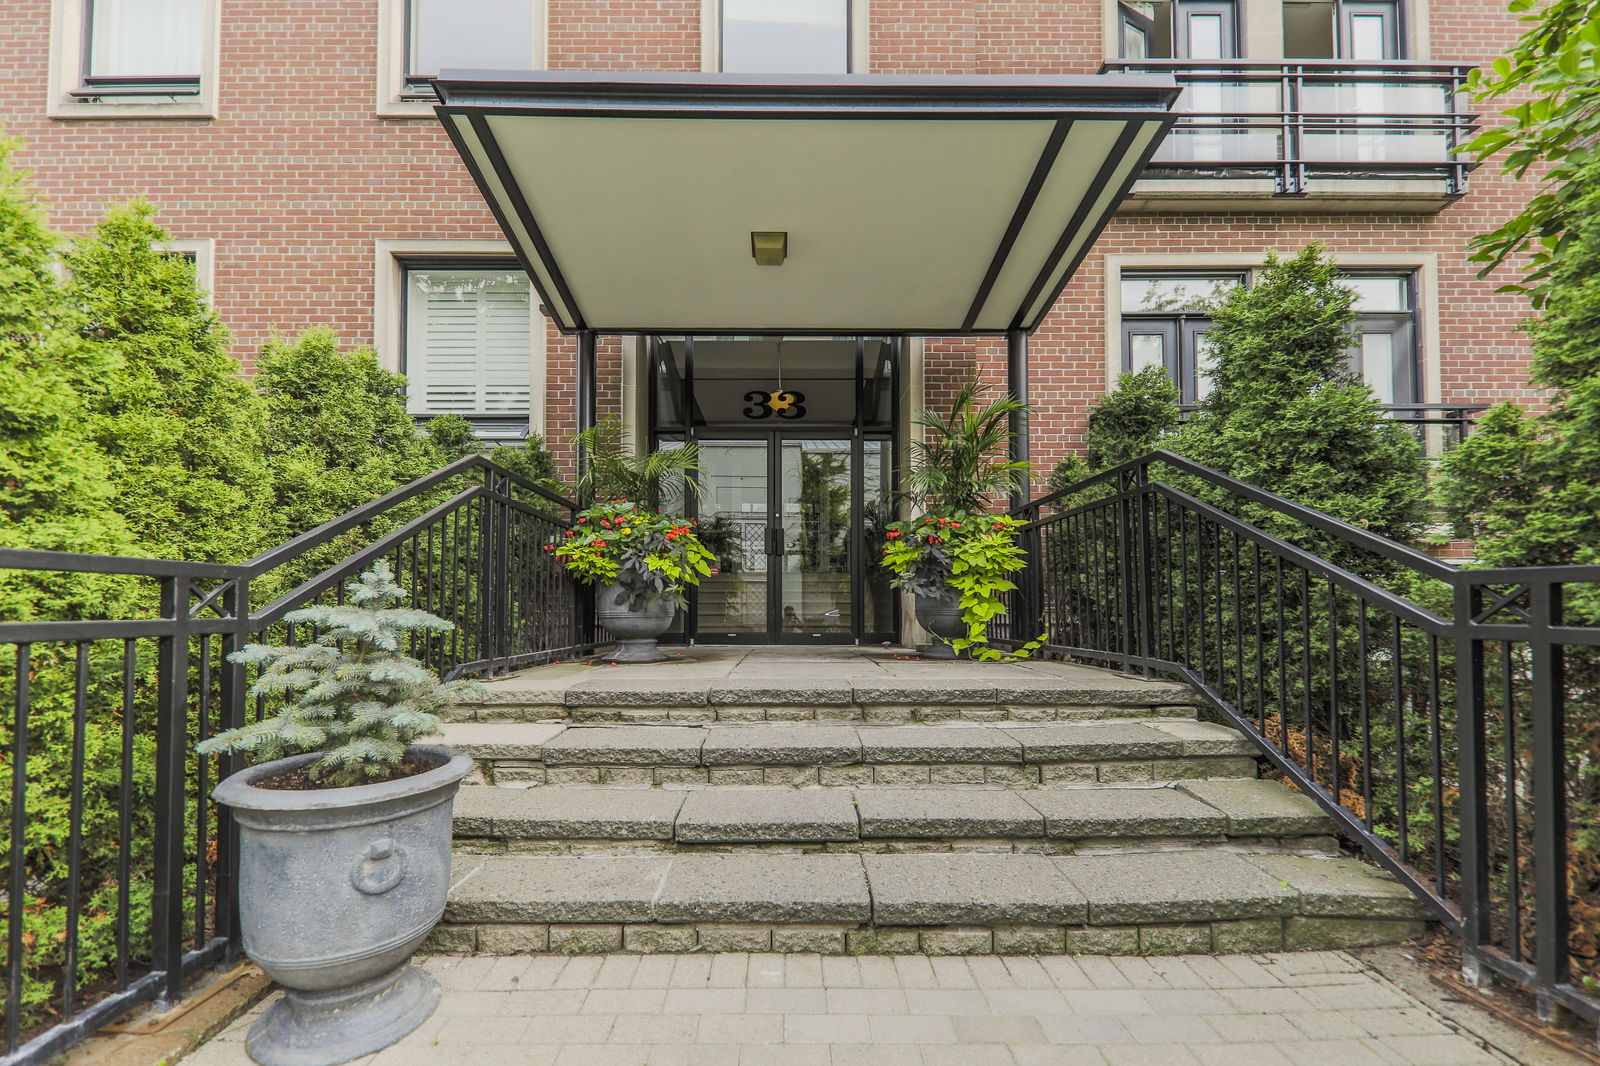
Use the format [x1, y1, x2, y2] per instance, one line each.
[1119, 269, 1421, 405]
[400, 0, 539, 100]
[717, 0, 856, 74]
[72, 0, 203, 99]
[1116, 0, 1240, 60]
[1337, 0, 1405, 59]
[399, 255, 535, 439]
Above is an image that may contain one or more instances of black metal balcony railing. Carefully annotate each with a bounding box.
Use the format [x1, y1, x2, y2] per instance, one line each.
[0, 457, 593, 1066]
[1004, 452, 1600, 1026]
[1100, 60, 1478, 196]
[1176, 402, 1489, 454]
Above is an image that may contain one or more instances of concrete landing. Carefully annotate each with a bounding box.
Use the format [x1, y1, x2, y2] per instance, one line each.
[448, 646, 1197, 721]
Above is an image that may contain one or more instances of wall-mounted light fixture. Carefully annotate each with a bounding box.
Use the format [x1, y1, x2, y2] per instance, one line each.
[751, 230, 788, 266]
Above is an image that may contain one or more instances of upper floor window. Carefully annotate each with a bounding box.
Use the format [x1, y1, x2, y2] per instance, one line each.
[77, 0, 202, 98]
[404, 0, 536, 98]
[1118, 0, 1238, 60]
[1120, 270, 1419, 405]
[720, 0, 852, 73]
[404, 264, 534, 439]
[1283, 0, 1404, 59]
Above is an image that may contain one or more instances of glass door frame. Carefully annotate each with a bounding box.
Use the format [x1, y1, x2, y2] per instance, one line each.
[648, 335, 902, 646]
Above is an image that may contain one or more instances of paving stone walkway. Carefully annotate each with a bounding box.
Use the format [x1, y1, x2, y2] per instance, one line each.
[190, 951, 1516, 1066]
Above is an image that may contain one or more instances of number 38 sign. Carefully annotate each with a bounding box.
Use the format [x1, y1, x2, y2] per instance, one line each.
[743, 389, 807, 420]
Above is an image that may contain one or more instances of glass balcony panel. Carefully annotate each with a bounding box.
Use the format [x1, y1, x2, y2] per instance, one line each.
[1153, 126, 1282, 162]
[1299, 81, 1450, 115]
[1174, 80, 1279, 114]
[1302, 127, 1451, 163]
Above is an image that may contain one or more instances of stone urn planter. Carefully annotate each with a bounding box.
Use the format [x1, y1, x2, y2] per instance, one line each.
[212, 744, 472, 1066]
[914, 585, 968, 659]
[596, 581, 676, 663]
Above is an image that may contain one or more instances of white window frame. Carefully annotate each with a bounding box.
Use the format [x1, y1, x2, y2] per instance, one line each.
[701, 0, 870, 73]
[376, 0, 547, 118]
[374, 240, 547, 437]
[47, 0, 221, 119]
[1101, 251, 1439, 405]
[158, 237, 215, 300]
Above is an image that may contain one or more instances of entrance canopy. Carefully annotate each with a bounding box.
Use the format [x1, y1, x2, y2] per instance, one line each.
[433, 72, 1179, 336]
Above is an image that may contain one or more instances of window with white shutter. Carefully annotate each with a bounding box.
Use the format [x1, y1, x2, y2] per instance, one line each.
[403, 266, 533, 435]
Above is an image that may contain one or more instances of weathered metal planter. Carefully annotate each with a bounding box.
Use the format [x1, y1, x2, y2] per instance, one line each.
[595, 581, 676, 663]
[212, 744, 472, 1066]
[914, 585, 968, 659]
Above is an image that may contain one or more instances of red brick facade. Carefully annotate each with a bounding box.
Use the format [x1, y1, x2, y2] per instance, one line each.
[0, 0, 1537, 476]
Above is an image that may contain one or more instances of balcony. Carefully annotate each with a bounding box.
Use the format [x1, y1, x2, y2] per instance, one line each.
[1101, 60, 1478, 212]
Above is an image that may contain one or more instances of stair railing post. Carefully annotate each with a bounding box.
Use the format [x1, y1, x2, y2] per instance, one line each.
[215, 578, 248, 964]
[1117, 468, 1139, 672]
[1454, 577, 1493, 986]
[151, 574, 191, 1006]
[1135, 461, 1157, 676]
[1529, 578, 1570, 1018]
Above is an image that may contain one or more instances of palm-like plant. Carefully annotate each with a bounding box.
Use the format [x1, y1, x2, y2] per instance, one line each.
[575, 415, 701, 506]
[902, 379, 1029, 513]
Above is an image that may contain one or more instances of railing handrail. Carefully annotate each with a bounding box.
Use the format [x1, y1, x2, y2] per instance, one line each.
[1016, 450, 1600, 584]
[1102, 58, 1477, 73]
[0, 548, 243, 580]
[241, 455, 577, 577]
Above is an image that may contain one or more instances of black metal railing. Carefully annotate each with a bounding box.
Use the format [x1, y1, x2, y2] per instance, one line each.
[1006, 451, 1600, 1023]
[0, 457, 590, 1065]
[1175, 402, 1487, 454]
[1100, 60, 1477, 195]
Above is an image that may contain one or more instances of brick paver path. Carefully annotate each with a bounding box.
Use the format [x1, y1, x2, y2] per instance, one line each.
[191, 951, 1513, 1066]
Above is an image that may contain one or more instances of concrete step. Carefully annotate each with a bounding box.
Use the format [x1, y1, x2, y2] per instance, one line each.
[446, 653, 1199, 725]
[451, 780, 1336, 854]
[433, 849, 1429, 956]
[443, 720, 1260, 788]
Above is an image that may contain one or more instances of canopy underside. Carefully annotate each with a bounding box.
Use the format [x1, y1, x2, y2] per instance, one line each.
[434, 72, 1178, 336]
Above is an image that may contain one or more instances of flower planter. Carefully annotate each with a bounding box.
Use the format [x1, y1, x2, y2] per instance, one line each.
[212, 744, 471, 1066]
[914, 585, 968, 659]
[596, 581, 676, 663]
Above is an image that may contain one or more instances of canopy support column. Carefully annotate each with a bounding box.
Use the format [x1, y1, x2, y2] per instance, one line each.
[576, 329, 597, 494]
[1007, 328, 1029, 508]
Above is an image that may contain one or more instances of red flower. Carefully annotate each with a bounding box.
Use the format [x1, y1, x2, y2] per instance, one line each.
[566, 529, 575, 537]
[578, 517, 586, 523]
[595, 540, 607, 548]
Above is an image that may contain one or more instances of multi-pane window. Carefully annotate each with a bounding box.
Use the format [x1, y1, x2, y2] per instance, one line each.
[1120, 271, 1419, 405]
[403, 266, 534, 438]
[1120, 273, 1243, 404]
[404, 0, 535, 97]
[1117, 0, 1238, 59]
[1283, 0, 1403, 58]
[720, 0, 851, 73]
[1344, 274, 1417, 404]
[78, 0, 203, 96]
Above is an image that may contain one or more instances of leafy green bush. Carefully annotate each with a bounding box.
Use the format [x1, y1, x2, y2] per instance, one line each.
[63, 202, 272, 565]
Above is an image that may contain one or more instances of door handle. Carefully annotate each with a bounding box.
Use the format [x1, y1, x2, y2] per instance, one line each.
[766, 526, 784, 556]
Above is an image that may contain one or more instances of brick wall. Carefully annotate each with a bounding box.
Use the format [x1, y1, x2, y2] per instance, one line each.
[0, 0, 1537, 477]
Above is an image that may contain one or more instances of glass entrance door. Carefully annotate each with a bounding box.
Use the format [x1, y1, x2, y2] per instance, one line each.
[691, 434, 893, 644]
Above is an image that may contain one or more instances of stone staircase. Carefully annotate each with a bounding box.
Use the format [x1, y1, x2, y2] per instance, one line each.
[430, 648, 1429, 957]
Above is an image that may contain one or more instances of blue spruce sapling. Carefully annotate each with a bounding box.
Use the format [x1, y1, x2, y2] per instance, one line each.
[198, 560, 480, 787]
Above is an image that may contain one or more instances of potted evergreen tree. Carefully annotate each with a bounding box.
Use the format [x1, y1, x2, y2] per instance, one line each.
[199, 561, 480, 1066]
[554, 418, 714, 662]
[881, 380, 1033, 659]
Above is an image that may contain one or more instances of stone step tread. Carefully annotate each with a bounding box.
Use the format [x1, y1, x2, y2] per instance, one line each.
[444, 849, 1427, 927]
[452, 779, 1332, 843]
[454, 663, 1197, 709]
[442, 718, 1256, 765]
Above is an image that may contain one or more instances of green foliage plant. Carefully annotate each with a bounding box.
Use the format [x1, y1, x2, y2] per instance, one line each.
[1086, 365, 1182, 471]
[575, 415, 698, 507]
[552, 499, 714, 610]
[197, 561, 480, 787]
[62, 201, 273, 564]
[1172, 243, 1428, 570]
[879, 511, 1040, 660]
[901, 378, 1029, 512]
[1459, 0, 1600, 304]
